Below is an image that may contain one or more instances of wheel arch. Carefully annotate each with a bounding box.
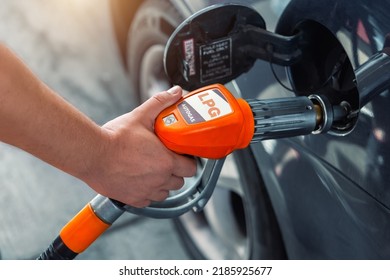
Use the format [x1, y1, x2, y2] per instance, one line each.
[109, 0, 193, 70]
[109, 0, 144, 67]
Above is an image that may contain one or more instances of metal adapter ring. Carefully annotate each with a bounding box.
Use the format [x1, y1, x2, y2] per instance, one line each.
[308, 94, 334, 134]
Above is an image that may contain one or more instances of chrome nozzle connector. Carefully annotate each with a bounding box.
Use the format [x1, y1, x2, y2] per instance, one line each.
[309, 94, 350, 134]
[308, 94, 334, 134]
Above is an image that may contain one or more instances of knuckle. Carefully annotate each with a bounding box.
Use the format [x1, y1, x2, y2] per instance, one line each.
[164, 155, 176, 173]
[151, 92, 167, 105]
[155, 190, 170, 201]
[172, 177, 185, 190]
[133, 200, 151, 208]
[189, 160, 197, 176]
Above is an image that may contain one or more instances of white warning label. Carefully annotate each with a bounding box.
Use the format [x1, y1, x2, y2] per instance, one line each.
[178, 89, 232, 124]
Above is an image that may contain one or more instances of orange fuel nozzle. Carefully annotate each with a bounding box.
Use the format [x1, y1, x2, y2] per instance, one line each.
[155, 84, 254, 159]
[155, 84, 336, 159]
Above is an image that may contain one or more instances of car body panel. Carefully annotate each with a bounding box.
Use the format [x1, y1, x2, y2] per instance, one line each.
[274, 0, 390, 208]
[237, 0, 390, 258]
[172, 0, 390, 258]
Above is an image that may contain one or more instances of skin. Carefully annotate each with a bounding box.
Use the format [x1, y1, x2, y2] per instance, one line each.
[0, 43, 196, 208]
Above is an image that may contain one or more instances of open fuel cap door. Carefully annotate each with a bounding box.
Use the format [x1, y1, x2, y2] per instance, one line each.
[164, 4, 266, 90]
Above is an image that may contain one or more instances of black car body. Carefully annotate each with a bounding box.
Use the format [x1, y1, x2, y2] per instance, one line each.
[110, 0, 390, 259]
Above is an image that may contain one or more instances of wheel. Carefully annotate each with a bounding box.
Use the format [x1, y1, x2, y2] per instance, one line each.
[127, 0, 184, 102]
[127, 0, 286, 260]
[175, 150, 287, 259]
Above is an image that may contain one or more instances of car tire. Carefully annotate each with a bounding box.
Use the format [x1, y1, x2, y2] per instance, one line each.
[127, 0, 184, 102]
[174, 149, 287, 259]
[127, 0, 286, 260]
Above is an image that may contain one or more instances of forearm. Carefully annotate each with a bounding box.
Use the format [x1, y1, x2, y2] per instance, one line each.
[0, 44, 105, 180]
[0, 43, 196, 207]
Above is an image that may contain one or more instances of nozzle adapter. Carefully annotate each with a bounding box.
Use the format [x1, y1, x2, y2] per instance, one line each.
[248, 94, 339, 142]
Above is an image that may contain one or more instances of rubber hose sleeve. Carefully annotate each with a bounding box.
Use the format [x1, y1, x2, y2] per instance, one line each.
[36, 236, 78, 260]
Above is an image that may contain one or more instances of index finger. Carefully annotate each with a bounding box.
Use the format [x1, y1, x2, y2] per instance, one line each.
[171, 153, 197, 178]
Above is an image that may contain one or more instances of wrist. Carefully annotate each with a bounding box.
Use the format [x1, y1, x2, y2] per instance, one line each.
[73, 126, 113, 188]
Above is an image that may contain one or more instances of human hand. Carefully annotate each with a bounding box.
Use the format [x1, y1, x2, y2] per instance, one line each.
[83, 86, 197, 207]
[0, 44, 195, 208]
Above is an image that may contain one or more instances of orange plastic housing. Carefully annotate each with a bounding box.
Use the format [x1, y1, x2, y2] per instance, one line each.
[155, 84, 254, 159]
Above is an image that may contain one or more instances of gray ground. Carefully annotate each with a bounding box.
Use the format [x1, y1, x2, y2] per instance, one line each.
[0, 0, 189, 260]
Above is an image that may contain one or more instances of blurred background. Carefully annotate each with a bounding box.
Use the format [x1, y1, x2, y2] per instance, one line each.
[0, 0, 189, 260]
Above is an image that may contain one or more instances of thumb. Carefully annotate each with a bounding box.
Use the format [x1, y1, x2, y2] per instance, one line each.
[138, 86, 183, 127]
